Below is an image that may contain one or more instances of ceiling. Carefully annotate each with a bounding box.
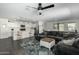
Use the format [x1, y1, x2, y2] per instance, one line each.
[0, 3, 79, 21]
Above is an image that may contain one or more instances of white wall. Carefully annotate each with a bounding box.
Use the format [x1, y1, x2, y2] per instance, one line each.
[0, 18, 11, 39]
[1, 18, 79, 39]
[43, 22, 54, 31]
[43, 19, 79, 32]
[0, 18, 36, 39]
[13, 22, 35, 40]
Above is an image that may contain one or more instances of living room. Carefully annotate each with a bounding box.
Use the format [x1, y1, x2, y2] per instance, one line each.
[0, 3, 79, 55]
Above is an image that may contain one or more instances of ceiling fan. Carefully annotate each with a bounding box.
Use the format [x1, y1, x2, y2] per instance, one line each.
[26, 3, 55, 15]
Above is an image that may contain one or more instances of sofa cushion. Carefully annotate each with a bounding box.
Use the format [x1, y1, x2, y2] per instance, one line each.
[58, 38, 75, 45]
[72, 38, 79, 48]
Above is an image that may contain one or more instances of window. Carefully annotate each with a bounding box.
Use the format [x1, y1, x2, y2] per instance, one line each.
[53, 23, 64, 31]
[53, 24, 58, 29]
[59, 24, 64, 31]
[68, 23, 76, 31]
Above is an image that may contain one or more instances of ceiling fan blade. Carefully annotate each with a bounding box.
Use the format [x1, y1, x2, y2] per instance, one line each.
[26, 6, 37, 9]
[41, 4, 54, 10]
